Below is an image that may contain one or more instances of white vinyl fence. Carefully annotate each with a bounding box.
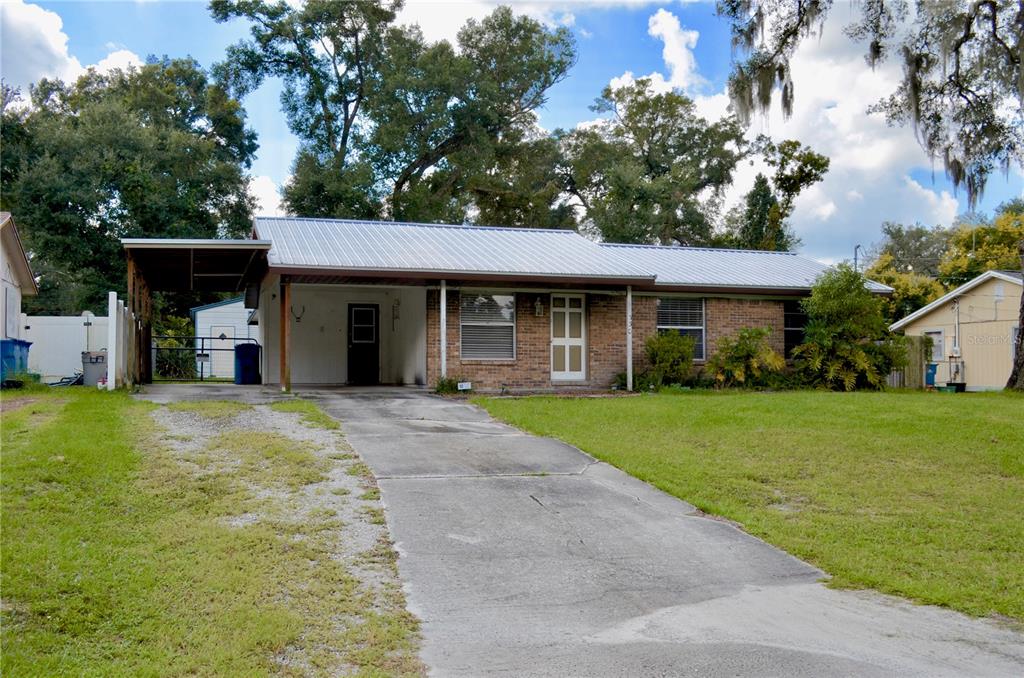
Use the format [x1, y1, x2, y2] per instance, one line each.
[22, 292, 138, 388]
[106, 290, 137, 390]
[23, 313, 110, 381]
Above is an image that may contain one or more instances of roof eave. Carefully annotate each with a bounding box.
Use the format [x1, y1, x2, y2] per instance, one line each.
[267, 264, 655, 287]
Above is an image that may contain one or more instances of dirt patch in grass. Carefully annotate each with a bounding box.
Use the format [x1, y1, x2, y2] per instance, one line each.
[165, 399, 254, 419]
[1, 389, 422, 676]
[147, 401, 423, 675]
[0, 396, 40, 413]
[269, 398, 341, 430]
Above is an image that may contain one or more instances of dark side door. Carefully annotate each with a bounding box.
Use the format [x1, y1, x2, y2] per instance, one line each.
[347, 303, 380, 385]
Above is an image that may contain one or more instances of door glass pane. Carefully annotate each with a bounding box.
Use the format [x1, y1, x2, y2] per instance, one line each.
[552, 296, 566, 308]
[353, 308, 374, 326]
[569, 345, 582, 372]
[568, 297, 582, 309]
[568, 312, 582, 339]
[552, 312, 566, 338]
[353, 325, 374, 343]
[553, 345, 565, 372]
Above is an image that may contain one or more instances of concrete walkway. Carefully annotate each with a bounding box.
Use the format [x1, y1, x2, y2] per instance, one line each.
[298, 388, 1024, 678]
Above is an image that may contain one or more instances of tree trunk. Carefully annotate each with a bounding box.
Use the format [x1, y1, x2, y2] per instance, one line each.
[1006, 238, 1024, 390]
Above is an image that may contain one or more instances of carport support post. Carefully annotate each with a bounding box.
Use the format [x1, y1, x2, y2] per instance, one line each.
[626, 285, 633, 392]
[439, 280, 447, 379]
[280, 276, 291, 392]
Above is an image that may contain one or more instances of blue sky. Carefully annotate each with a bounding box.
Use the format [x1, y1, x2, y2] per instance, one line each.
[3, 0, 1021, 263]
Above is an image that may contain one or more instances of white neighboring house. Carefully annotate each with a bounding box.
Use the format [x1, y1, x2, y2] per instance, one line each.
[1, 212, 38, 341]
[190, 296, 257, 379]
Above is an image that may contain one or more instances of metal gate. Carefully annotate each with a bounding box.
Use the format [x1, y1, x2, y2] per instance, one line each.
[151, 335, 260, 382]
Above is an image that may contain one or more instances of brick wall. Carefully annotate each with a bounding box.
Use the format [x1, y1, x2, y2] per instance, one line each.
[704, 298, 786, 358]
[426, 289, 656, 392]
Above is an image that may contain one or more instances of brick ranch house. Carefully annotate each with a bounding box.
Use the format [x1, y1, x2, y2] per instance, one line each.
[121, 217, 891, 392]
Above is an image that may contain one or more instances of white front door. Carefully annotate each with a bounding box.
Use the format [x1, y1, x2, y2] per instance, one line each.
[551, 294, 585, 380]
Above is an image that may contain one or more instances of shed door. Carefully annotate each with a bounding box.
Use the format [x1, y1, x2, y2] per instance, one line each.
[551, 294, 585, 381]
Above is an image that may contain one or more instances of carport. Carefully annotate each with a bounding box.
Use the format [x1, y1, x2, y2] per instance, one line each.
[121, 238, 270, 384]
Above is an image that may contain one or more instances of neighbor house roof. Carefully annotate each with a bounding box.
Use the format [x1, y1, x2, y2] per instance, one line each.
[890, 270, 1023, 331]
[253, 217, 653, 285]
[600, 243, 892, 293]
[0, 212, 38, 295]
[189, 296, 244, 328]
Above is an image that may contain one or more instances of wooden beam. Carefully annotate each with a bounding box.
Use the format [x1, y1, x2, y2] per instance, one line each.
[280, 276, 291, 392]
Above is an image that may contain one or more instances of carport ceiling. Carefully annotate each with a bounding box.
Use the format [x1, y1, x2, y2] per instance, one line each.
[122, 239, 271, 292]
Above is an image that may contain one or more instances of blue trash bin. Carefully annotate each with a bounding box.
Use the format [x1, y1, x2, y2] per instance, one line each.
[1, 339, 32, 382]
[925, 363, 938, 387]
[234, 343, 261, 385]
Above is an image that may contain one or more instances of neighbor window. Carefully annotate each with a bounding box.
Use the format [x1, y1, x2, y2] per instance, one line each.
[460, 292, 516, 359]
[783, 300, 808, 358]
[923, 330, 944, 361]
[657, 298, 704, 360]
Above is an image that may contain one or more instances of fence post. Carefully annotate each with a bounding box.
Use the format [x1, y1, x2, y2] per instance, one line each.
[106, 291, 117, 390]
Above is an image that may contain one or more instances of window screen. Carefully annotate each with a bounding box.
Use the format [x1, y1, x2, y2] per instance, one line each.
[657, 298, 704, 360]
[461, 292, 516, 359]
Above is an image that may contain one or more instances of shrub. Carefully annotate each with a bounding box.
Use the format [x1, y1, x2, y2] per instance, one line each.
[706, 327, 786, 388]
[645, 332, 695, 386]
[793, 264, 909, 390]
[434, 376, 463, 394]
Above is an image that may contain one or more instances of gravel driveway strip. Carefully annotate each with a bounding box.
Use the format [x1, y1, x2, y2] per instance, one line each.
[299, 387, 1024, 678]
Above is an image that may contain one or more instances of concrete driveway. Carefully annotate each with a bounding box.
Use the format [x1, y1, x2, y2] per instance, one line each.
[301, 388, 1024, 678]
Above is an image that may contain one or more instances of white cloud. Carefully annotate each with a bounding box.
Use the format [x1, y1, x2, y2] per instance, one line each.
[397, 0, 671, 44]
[94, 49, 144, 74]
[0, 0, 83, 89]
[249, 175, 285, 217]
[608, 8, 704, 95]
[0, 0, 143, 92]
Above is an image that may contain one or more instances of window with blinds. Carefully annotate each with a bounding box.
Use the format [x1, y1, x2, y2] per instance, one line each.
[460, 292, 516, 359]
[657, 298, 705, 360]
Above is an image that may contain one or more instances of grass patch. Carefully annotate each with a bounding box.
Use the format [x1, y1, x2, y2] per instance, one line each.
[477, 390, 1024, 622]
[359, 488, 381, 501]
[165, 399, 253, 419]
[269, 398, 341, 430]
[207, 430, 328, 490]
[2, 389, 422, 675]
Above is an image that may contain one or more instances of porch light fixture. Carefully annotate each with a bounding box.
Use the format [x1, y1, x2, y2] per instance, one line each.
[534, 297, 544, 317]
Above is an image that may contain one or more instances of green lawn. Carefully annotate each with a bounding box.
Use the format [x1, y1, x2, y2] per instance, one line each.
[1, 389, 421, 676]
[477, 390, 1024, 622]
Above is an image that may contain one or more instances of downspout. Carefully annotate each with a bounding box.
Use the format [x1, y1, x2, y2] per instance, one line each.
[626, 285, 633, 392]
[440, 280, 447, 379]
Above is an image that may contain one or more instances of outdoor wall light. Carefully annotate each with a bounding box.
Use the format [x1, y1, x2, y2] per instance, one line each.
[534, 297, 544, 316]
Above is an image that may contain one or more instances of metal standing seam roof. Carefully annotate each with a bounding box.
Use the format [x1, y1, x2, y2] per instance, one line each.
[600, 242, 893, 292]
[253, 217, 653, 281]
[251, 216, 893, 292]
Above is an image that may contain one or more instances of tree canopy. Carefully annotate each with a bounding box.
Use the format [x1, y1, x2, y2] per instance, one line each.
[560, 79, 748, 245]
[1, 58, 257, 315]
[937, 207, 1024, 287]
[717, 0, 1022, 208]
[212, 1, 575, 224]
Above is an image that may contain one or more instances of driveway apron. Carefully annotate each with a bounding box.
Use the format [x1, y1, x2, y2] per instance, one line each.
[303, 388, 1024, 678]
